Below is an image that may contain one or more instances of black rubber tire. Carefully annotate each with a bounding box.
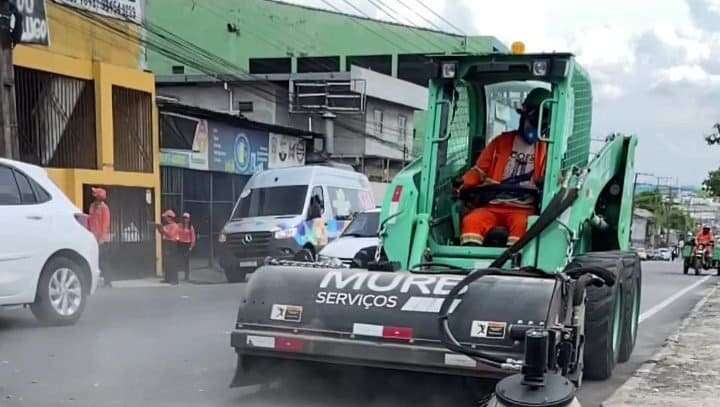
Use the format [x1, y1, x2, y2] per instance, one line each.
[694, 258, 702, 276]
[683, 260, 689, 274]
[567, 252, 627, 381]
[224, 267, 247, 283]
[618, 255, 641, 363]
[30, 256, 88, 326]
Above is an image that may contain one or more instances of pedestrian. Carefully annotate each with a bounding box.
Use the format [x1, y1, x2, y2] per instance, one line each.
[177, 212, 196, 281]
[156, 210, 180, 285]
[87, 187, 112, 287]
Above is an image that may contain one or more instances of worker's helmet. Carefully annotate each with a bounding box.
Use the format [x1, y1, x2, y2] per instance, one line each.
[703, 224, 711, 231]
[162, 209, 176, 219]
[523, 88, 552, 110]
[518, 88, 552, 143]
[182, 212, 191, 219]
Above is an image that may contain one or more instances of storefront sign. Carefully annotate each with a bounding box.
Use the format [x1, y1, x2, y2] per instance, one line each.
[53, 0, 143, 24]
[209, 123, 268, 175]
[268, 133, 305, 169]
[18, 0, 49, 45]
[160, 149, 191, 168]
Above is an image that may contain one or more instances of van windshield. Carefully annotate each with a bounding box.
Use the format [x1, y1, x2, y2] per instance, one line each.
[232, 185, 308, 218]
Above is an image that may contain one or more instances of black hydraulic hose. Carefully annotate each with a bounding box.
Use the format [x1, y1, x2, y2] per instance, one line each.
[490, 187, 579, 268]
[437, 188, 581, 369]
[437, 267, 520, 370]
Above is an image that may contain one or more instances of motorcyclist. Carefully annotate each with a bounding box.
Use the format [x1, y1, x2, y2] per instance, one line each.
[695, 225, 714, 263]
[696, 225, 714, 246]
[458, 88, 550, 246]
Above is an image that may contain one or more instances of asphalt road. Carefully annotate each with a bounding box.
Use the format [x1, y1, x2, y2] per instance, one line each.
[0, 261, 715, 407]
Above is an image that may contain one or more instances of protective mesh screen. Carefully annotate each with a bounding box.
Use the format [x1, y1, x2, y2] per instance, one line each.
[563, 67, 593, 170]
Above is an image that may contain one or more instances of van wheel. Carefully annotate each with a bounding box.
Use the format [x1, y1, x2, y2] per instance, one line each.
[30, 257, 88, 326]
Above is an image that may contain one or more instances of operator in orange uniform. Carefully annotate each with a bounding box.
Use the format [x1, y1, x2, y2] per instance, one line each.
[88, 187, 112, 286]
[459, 88, 551, 246]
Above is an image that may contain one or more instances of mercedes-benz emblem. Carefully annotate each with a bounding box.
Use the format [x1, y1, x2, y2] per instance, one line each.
[243, 234, 253, 244]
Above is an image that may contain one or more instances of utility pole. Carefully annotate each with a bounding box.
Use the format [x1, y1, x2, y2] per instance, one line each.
[0, 0, 22, 159]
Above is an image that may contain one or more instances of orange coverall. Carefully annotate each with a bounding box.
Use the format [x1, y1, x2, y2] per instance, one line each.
[460, 131, 547, 245]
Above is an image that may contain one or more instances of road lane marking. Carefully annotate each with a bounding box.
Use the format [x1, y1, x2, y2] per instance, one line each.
[639, 275, 713, 324]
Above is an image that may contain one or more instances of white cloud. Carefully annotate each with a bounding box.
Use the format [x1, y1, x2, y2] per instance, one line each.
[656, 64, 720, 83]
[597, 83, 625, 100]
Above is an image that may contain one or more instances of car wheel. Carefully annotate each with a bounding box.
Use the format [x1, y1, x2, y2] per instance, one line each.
[30, 257, 88, 326]
[224, 267, 247, 283]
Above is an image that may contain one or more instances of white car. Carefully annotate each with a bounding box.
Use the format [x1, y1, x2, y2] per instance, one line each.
[319, 209, 380, 266]
[658, 248, 672, 261]
[0, 158, 99, 325]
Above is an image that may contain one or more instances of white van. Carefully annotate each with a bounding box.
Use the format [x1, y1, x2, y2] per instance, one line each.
[217, 165, 374, 282]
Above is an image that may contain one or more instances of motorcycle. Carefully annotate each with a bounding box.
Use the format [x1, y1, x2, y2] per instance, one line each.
[690, 242, 712, 275]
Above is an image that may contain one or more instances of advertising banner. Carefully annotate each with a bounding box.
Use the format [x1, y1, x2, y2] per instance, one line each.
[268, 133, 306, 169]
[209, 123, 268, 175]
[18, 0, 49, 45]
[53, 0, 143, 24]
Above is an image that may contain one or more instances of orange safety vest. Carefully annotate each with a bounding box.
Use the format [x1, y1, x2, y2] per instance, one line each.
[88, 201, 111, 243]
[161, 222, 180, 241]
[177, 225, 196, 246]
[463, 131, 547, 187]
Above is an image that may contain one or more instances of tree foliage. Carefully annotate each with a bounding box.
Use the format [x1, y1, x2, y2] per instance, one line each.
[635, 191, 694, 233]
[702, 168, 720, 198]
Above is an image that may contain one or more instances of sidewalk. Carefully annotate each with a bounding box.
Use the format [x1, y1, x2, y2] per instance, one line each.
[604, 281, 720, 407]
[107, 262, 229, 288]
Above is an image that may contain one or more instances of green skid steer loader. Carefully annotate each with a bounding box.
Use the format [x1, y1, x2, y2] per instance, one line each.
[230, 48, 640, 406]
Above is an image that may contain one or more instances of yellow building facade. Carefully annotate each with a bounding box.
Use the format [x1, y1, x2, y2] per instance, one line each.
[13, 3, 161, 276]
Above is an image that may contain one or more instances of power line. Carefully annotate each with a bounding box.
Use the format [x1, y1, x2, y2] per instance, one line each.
[318, 0, 413, 52]
[413, 0, 467, 36]
[366, 0, 448, 50]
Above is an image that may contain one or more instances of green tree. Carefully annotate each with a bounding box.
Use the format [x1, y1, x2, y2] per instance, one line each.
[635, 191, 694, 236]
[702, 168, 720, 198]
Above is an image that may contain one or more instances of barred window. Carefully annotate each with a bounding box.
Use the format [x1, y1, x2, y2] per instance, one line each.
[15, 67, 97, 169]
[113, 86, 153, 173]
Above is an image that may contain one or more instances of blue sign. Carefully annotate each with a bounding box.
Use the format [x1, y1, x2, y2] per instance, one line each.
[209, 122, 268, 175]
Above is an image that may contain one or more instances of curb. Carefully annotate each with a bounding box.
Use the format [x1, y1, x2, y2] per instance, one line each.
[602, 280, 719, 406]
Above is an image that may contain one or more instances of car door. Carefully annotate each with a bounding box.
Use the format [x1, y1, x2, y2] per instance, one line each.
[0, 165, 50, 301]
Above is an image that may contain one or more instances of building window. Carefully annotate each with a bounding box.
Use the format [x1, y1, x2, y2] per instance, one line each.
[347, 55, 392, 75]
[113, 86, 153, 173]
[14, 67, 97, 169]
[398, 115, 407, 140]
[249, 57, 292, 74]
[373, 109, 384, 136]
[297, 56, 340, 73]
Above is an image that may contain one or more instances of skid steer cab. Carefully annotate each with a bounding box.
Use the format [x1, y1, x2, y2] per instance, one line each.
[231, 47, 641, 406]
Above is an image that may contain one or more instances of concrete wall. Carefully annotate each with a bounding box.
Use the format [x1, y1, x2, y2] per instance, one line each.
[157, 83, 285, 125]
[364, 98, 414, 160]
[157, 84, 416, 162]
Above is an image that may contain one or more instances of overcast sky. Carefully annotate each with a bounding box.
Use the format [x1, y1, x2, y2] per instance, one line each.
[288, 0, 720, 186]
